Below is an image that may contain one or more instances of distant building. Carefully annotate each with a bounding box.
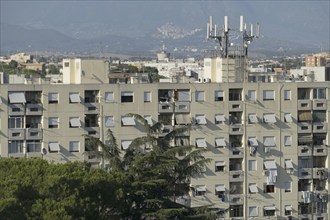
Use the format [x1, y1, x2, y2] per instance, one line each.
[305, 53, 330, 67]
[10, 52, 33, 64]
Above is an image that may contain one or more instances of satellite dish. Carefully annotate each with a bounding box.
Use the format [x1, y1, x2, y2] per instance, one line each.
[41, 148, 47, 155]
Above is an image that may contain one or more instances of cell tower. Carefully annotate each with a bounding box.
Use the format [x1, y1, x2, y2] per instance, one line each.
[205, 16, 260, 83]
[207, 15, 260, 58]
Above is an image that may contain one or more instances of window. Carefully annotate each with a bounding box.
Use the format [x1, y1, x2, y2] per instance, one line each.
[313, 111, 326, 122]
[313, 88, 326, 99]
[105, 92, 114, 103]
[248, 113, 258, 124]
[215, 161, 225, 172]
[215, 184, 225, 200]
[215, 114, 225, 124]
[69, 117, 81, 128]
[263, 90, 274, 100]
[69, 93, 80, 103]
[248, 160, 257, 171]
[144, 115, 153, 126]
[285, 159, 294, 170]
[196, 138, 207, 148]
[246, 90, 256, 101]
[105, 116, 114, 127]
[229, 205, 243, 218]
[121, 91, 133, 103]
[8, 116, 24, 129]
[284, 136, 292, 146]
[195, 114, 207, 125]
[49, 142, 60, 152]
[214, 90, 224, 101]
[144, 91, 151, 102]
[48, 93, 59, 104]
[215, 138, 226, 148]
[8, 140, 24, 153]
[69, 141, 79, 152]
[195, 185, 206, 196]
[284, 113, 293, 123]
[264, 184, 275, 193]
[177, 90, 190, 101]
[229, 89, 242, 101]
[249, 183, 258, 194]
[195, 91, 205, 102]
[64, 62, 69, 67]
[248, 137, 258, 147]
[284, 181, 292, 192]
[263, 113, 276, 123]
[284, 90, 291, 100]
[48, 117, 59, 128]
[249, 206, 258, 217]
[264, 160, 277, 170]
[264, 206, 276, 216]
[121, 116, 136, 126]
[263, 136, 275, 147]
[121, 140, 132, 150]
[285, 205, 292, 216]
[26, 140, 41, 153]
[8, 92, 26, 103]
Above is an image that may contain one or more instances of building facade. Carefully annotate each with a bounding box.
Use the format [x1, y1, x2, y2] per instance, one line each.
[0, 58, 329, 220]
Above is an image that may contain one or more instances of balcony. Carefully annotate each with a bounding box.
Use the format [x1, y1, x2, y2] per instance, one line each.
[8, 129, 25, 140]
[84, 103, 100, 113]
[26, 103, 43, 115]
[228, 194, 244, 204]
[298, 214, 312, 220]
[313, 122, 327, 133]
[229, 171, 244, 182]
[158, 102, 174, 113]
[298, 145, 312, 156]
[159, 125, 173, 137]
[313, 100, 327, 110]
[298, 100, 312, 110]
[229, 124, 244, 135]
[313, 145, 328, 156]
[313, 168, 328, 180]
[174, 101, 190, 113]
[26, 128, 43, 140]
[230, 148, 244, 158]
[298, 122, 312, 133]
[8, 104, 25, 115]
[84, 127, 100, 138]
[228, 101, 243, 112]
[298, 168, 313, 179]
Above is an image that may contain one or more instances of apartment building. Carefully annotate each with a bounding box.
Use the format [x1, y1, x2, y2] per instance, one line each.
[0, 58, 329, 220]
[305, 53, 330, 67]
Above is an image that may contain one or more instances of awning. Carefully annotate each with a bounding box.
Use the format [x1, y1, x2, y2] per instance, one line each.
[49, 143, 60, 152]
[195, 115, 207, 125]
[285, 160, 294, 169]
[264, 206, 276, 211]
[121, 140, 132, 150]
[0, 97, 2, 104]
[175, 114, 191, 125]
[196, 139, 207, 148]
[285, 114, 293, 123]
[105, 116, 114, 127]
[215, 161, 225, 167]
[215, 185, 225, 192]
[298, 135, 313, 144]
[249, 184, 258, 193]
[8, 92, 26, 103]
[69, 93, 80, 103]
[121, 116, 136, 126]
[144, 115, 153, 126]
[285, 206, 292, 211]
[215, 138, 226, 147]
[215, 114, 226, 122]
[248, 114, 258, 123]
[70, 118, 81, 127]
[196, 185, 206, 192]
[298, 111, 312, 121]
[263, 137, 275, 147]
[264, 161, 277, 170]
[263, 114, 276, 123]
[248, 137, 258, 146]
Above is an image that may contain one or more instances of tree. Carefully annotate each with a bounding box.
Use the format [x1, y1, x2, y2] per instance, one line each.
[9, 60, 18, 69]
[121, 113, 213, 219]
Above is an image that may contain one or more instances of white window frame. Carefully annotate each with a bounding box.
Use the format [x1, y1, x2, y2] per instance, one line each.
[284, 90, 291, 100]
[48, 117, 59, 128]
[284, 136, 292, 146]
[48, 92, 59, 104]
[105, 116, 114, 127]
[195, 91, 205, 102]
[247, 90, 256, 101]
[8, 116, 24, 129]
[284, 181, 292, 192]
[144, 91, 151, 102]
[195, 114, 207, 125]
[69, 117, 81, 128]
[249, 206, 258, 217]
[105, 92, 114, 103]
[248, 160, 257, 171]
[121, 91, 134, 103]
[196, 138, 207, 148]
[284, 113, 293, 123]
[214, 90, 224, 101]
[263, 90, 275, 100]
[69, 93, 80, 103]
[69, 141, 80, 152]
[8, 140, 24, 153]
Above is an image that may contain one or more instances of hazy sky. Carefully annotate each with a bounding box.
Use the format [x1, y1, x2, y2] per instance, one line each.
[1, 1, 329, 47]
